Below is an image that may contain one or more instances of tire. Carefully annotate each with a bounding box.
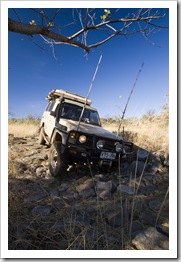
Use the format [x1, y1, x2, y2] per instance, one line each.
[39, 127, 46, 145]
[48, 143, 68, 177]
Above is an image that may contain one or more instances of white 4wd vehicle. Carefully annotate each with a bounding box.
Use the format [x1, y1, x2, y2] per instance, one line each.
[39, 89, 133, 177]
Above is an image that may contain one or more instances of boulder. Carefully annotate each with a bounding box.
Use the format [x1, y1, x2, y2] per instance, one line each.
[78, 188, 96, 199]
[32, 205, 52, 216]
[116, 184, 135, 195]
[25, 191, 48, 203]
[148, 199, 162, 210]
[75, 178, 94, 192]
[106, 207, 129, 228]
[132, 227, 169, 250]
[127, 161, 147, 176]
[139, 209, 157, 226]
[130, 220, 144, 239]
[96, 180, 113, 200]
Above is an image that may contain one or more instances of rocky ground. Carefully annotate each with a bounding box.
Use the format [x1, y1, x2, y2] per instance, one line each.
[8, 134, 169, 250]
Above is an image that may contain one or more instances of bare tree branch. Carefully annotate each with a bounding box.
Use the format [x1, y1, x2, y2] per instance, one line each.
[8, 18, 90, 52]
[88, 21, 133, 49]
[8, 8, 168, 53]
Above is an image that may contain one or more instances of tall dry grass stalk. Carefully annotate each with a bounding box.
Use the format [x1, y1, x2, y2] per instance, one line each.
[155, 186, 169, 227]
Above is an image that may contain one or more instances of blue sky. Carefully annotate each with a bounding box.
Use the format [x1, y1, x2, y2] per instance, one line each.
[8, 7, 169, 119]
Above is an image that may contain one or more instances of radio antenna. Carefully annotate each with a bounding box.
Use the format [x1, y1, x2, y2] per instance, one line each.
[77, 54, 103, 131]
[116, 62, 144, 138]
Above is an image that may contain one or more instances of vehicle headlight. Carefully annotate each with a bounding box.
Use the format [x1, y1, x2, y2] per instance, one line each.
[79, 135, 87, 143]
[69, 131, 76, 139]
[115, 142, 123, 153]
[96, 140, 104, 149]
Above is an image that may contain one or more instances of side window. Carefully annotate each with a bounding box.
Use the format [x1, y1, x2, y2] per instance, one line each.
[45, 102, 51, 111]
[90, 111, 101, 126]
[45, 101, 55, 112]
[49, 101, 55, 112]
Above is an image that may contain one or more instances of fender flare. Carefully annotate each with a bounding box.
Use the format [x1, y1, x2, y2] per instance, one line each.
[50, 128, 64, 144]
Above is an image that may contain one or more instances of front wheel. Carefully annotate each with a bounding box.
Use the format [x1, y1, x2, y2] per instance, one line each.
[48, 143, 68, 177]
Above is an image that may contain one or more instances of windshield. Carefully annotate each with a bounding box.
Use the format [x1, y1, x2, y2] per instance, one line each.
[60, 102, 101, 126]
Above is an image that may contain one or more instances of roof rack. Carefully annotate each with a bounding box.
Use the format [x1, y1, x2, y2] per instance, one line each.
[46, 89, 92, 105]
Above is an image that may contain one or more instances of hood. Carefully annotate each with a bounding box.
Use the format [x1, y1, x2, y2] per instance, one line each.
[59, 119, 122, 140]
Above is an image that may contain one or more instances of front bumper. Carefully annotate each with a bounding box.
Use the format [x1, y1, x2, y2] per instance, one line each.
[60, 143, 132, 167]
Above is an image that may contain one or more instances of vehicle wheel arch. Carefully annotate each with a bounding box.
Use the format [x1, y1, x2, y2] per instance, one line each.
[39, 124, 46, 145]
[51, 129, 63, 144]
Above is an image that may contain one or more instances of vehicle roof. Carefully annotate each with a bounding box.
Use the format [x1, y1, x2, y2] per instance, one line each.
[63, 98, 97, 111]
[46, 89, 92, 105]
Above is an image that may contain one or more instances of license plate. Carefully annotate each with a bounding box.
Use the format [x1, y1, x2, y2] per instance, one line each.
[100, 151, 116, 160]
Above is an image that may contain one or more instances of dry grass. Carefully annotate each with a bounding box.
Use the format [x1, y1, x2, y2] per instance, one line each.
[8, 151, 20, 178]
[8, 112, 168, 152]
[8, 122, 39, 138]
[102, 113, 169, 153]
[8, 174, 168, 250]
[8, 195, 130, 250]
